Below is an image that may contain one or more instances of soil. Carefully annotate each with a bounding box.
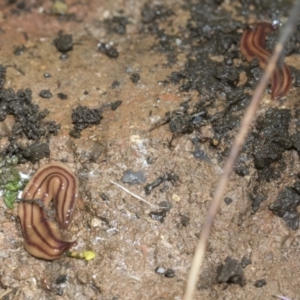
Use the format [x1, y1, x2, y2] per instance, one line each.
[0, 0, 300, 299]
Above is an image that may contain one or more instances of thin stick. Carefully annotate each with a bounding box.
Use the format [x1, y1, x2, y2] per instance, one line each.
[183, 2, 300, 299]
[0, 289, 13, 299]
[109, 180, 160, 210]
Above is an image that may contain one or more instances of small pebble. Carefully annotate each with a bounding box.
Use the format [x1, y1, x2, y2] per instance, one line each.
[224, 197, 233, 205]
[39, 90, 53, 99]
[60, 53, 69, 60]
[164, 268, 175, 278]
[155, 266, 165, 274]
[57, 93, 68, 100]
[111, 80, 120, 89]
[90, 218, 101, 228]
[146, 156, 153, 164]
[54, 32, 73, 52]
[254, 279, 267, 288]
[130, 73, 140, 83]
[100, 193, 109, 201]
[111, 100, 122, 111]
[241, 256, 251, 268]
[122, 169, 146, 184]
[55, 275, 68, 285]
[105, 47, 119, 58]
[149, 210, 167, 222]
[180, 214, 190, 227]
[159, 201, 172, 211]
[172, 194, 180, 202]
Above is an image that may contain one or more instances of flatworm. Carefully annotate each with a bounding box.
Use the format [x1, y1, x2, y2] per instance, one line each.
[18, 162, 79, 260]
[240, 22, 292, 99]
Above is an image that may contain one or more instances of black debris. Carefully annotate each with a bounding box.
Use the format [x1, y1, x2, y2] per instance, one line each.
[215, 63, 239, 86]
[111, 100, 122, 111]
[224, 197, 233, 205]
[0, 65, 6, 89]
[111, 81, 120, 89]
[70, 105, 103, 138]
[21, 142, 50, 164]
[191, 137, 211, 162]
[164, 268, 175, 278]
[150, 99, 208, 140]
[122, 169, 146, 184]
[250, 185, 268, 213]
[57, 93, 68, 100]
[253, 108, 292, 181]
[254, 279, 267, 288]
[149, 210, 167, 222]
[13, 45, 25, 56]
[0, 88, 60, 143]
[100, 193, 109, 201]
[144, 173, 179, 195]
[44, 72, 51, 78]
[130, 73, 140, 83]
[146, 156, 153, 164]
[141, 3, 173, 24]
[104, 16, 129, 35]
[217, 256, 246, 286]
[241, 256, 252, 268]
[251, 193, 267, 213]
[180, 214, 190, 227]
[145, 177, 165, 195]
[268, 184, 300, 230]
[54, 31, 73, 52]
[97, 42, 119, 58]
[159, 201, 172, 211]
[55, 275, 68, 285]
[39, 90, 53, 99]
[105, 47, 119, 58]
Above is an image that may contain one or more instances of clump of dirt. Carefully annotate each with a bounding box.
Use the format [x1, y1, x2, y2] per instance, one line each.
[104, 16, 129, 35]
[216, 256, 246, 287]
[0, 68, 61, 163]
[253, 108, 292, 181]
[269, 182, 300, 230]
[53, 31, 73, 53]
[69, 105, 103, 138]
[144, 173, 179, 195]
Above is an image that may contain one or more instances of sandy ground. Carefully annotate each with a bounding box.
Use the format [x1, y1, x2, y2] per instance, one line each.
[0, 0, 299, 299]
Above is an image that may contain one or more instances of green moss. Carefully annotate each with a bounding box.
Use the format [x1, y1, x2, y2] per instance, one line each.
[0, 156, 27, 209]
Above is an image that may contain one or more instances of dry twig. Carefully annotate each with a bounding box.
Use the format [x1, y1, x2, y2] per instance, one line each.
[109, 180, 160, 210]
[183, 1, 300, 299]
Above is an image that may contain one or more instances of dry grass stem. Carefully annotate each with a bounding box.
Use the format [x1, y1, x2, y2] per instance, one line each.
[109, 180, 160, 210]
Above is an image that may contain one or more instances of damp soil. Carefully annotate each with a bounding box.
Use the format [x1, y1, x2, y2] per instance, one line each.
[0, 0, 300, 299]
